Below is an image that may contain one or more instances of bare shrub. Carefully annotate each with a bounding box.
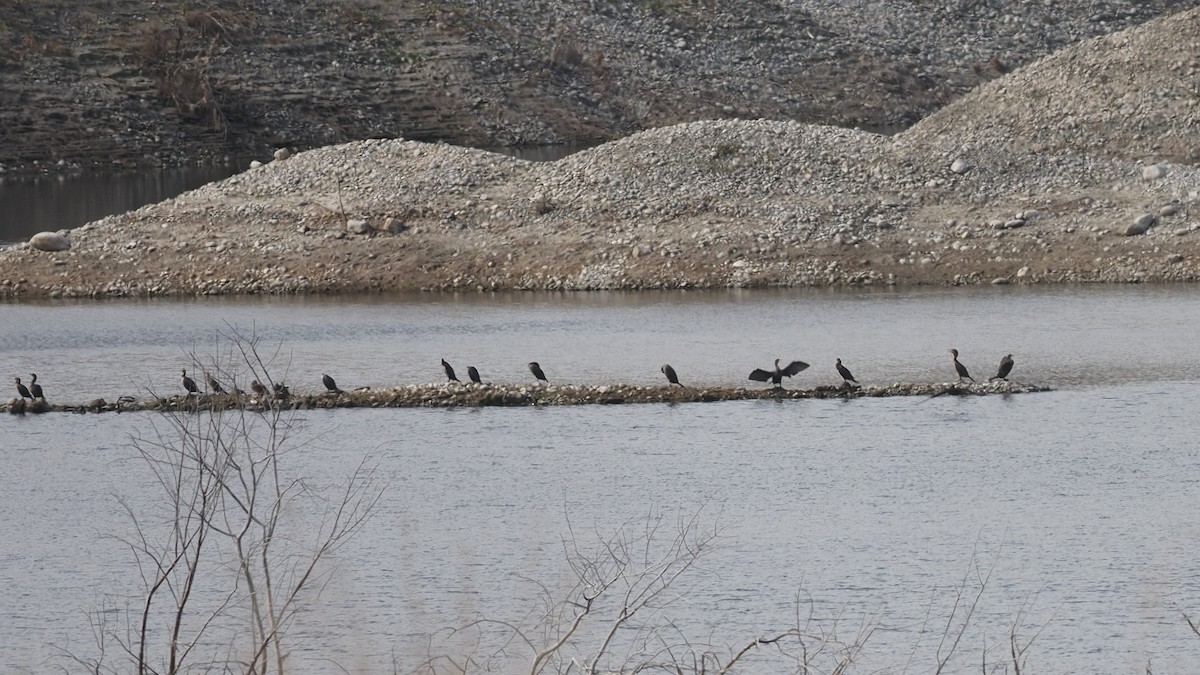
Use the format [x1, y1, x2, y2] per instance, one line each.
[416, 504, 877, 674]
[72, 331, 384, 675]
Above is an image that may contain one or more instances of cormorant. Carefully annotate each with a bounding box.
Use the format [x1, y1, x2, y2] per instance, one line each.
[835, 358, 859, 387]
[949, 349, 975, 383]
[990, 354, 1014, 381]
[205, 370, 226, 394]
[749, 359, 809, 388]
[250, 380, 267, 397]
[467, 366, 482, 384]
[441, 358, 459, 382]
[322, 373, 344, 394]
[29, 373, 44, 400]
[15, 377, 33, 400]
[661, 364, 682, 387]
[181, 369, 199, 395]
[528, 362, 547, 382]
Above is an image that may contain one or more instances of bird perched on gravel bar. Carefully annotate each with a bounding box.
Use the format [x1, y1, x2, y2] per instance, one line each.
[835, 358, 859, 388]
[949, 349, 975, 383]
[528, 362, 547, 382]
[749, 359, 809, 388]
[661, 364, 682, 387]
[990, 354, 1015, 381]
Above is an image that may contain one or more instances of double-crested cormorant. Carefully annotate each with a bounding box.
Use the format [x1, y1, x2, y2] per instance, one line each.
[949, 349, 975, 383]
[528, 362, 547, 382]
[661, 364, 682, 387]
[250, 380, 267, 397]
[322, 373, 344, 394]
[181, 369, 199, 395]
[749, 359, 809, 388]
[441, 358, 459, 382]
[29, 373, 44, 400]
[205, 370, 226, 394]
[990, 354, 1015, 381]
[15, 376, 33, 400]
[835, 358, 859, 387]
[467, 366, 482, 384]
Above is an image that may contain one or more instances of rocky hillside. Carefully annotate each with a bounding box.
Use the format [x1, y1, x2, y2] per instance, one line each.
[1, 0, 1197, 175]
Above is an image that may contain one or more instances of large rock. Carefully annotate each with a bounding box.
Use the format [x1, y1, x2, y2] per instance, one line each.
[1124, 213, 1156, 236]
[29, 231, 70, 251]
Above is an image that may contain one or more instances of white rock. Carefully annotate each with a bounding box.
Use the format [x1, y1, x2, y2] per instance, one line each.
[346, 219, 371, 235]
[383, 217, 407, 234]
[1141, 164, 1167, 180]
[29, 231, 70, 251]
[249, 160, 263, 169]
[1016, 266, 1030, 278]
[273, 147, 291, 161]
[950, 158, 972, 174]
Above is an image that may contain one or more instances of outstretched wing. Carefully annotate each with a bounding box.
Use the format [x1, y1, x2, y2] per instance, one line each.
[748, 368, 772, 382]
[781, 361, 810, 377]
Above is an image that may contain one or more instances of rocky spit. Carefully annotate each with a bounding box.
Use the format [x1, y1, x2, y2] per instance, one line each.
[0, 6, 1198, 297]
[2, 379, 1049, 415]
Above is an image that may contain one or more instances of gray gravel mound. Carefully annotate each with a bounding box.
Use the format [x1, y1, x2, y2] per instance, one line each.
[900, 6, 1200, 164]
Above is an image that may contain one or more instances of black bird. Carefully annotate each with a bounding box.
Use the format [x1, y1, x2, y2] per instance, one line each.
[322, 373, 344, 394]
[990, 354, 1015, 381]
[467, 366, 482, 384]
[528, 362, 547, 382]
[748, 359, 810, 388]
[949, 349, 975, 383]
[250, 380, 267, 397]
[15, 377, 33, 400]
[15, 376, 33, 400]
[441, 358, 459, 382]
[205, 370, 226, 394]
[273, 382, 290, 400]
[661, 364, 682, 387]
[29, 373, 45, 400]
[835, 358, 859, 387]
[181, 369, 199, 395]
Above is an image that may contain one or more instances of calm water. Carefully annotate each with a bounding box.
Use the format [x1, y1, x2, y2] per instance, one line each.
[0, 145, 583, 246]
[4, 286, 1200, 673]
[0, 163, 249, 245]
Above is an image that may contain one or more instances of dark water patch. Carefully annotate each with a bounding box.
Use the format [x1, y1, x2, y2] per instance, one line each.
[0, 161, 249, 245]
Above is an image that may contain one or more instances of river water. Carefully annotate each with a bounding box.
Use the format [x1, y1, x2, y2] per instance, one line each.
[3, 286, 1200, 673]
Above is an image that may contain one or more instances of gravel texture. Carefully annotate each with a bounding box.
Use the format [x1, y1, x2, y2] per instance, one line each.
[0, 5, 1198, 298]
[1, 0, 1196, 173]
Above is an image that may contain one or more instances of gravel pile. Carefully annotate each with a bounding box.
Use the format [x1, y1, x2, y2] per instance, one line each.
[1, 6, 1198, 297]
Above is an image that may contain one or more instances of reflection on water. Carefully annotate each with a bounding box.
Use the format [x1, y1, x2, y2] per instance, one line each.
[0, 162, 248, 244]
[3, 287, 1200, 672]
